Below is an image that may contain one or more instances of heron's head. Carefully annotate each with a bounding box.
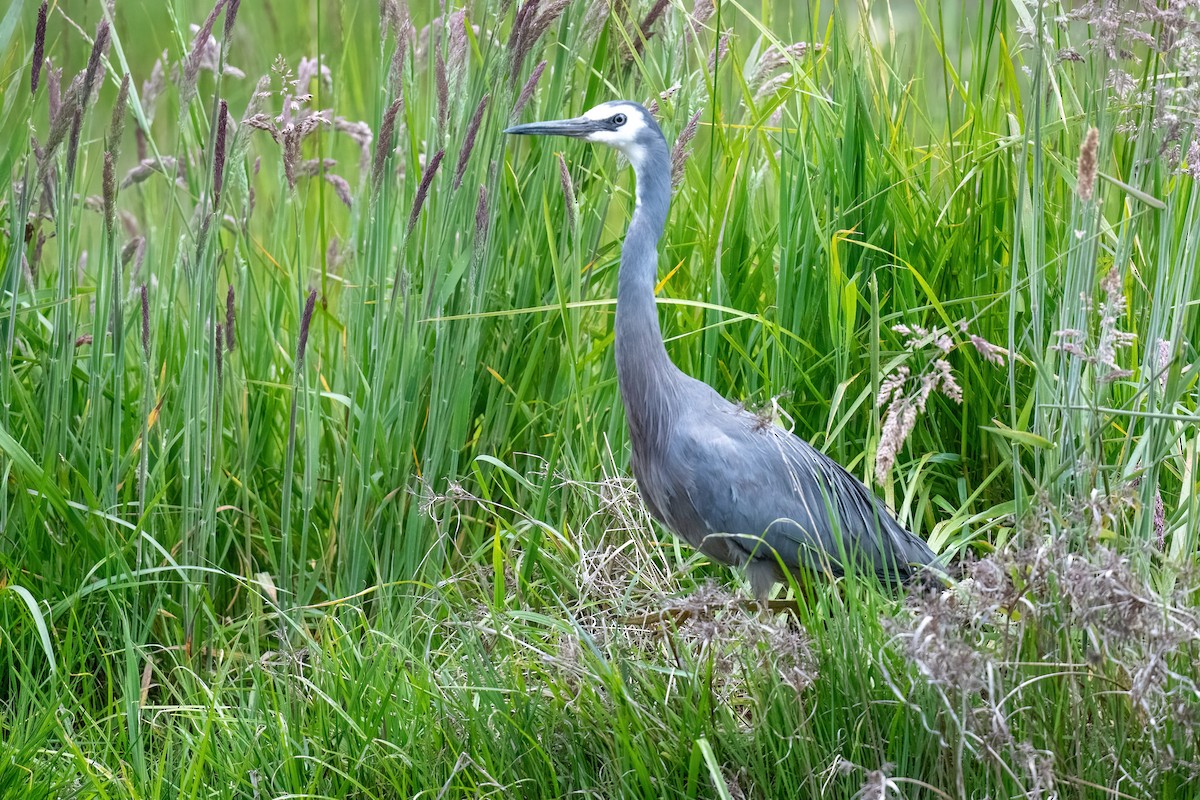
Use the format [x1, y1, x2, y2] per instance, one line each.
[504, 100, 664, 170]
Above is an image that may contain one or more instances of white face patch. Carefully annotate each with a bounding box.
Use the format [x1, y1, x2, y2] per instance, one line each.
[580, 102, 650, 167]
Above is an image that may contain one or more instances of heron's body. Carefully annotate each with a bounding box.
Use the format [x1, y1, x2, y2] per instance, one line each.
[507, 101, 938, 598]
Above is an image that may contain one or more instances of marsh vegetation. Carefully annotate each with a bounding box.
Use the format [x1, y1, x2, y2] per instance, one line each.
[1, 0, 1198, 797]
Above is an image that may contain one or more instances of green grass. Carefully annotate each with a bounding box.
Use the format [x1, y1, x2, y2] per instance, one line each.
[1, 0, 1199, 797]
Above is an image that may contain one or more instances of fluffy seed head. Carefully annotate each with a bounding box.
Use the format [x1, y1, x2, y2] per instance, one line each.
[969, 334, 1007, 366]
[1078, 127, 1099, 201]
[671, 109, 702, 187]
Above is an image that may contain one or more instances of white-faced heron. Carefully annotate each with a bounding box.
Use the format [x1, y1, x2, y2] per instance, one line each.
[505, 101, 939, 599]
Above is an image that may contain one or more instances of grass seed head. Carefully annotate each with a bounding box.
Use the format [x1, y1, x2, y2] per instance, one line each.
[1077, 126, 1100, 201]
[121, 236, 145, 270]
[407, 149, 445, 235]
[297, 289, 317, 369]
[372, 97, 403, 190]
[453, 94, 489, 190]
[686, 0, 715, 41]
[325, 237, 343, 273]
[63, 20, 111, 179]
[224, 0, 241, 41]
[102, 152, 116, 235]
[379, 0, 403, 40]
[31, 1, 47, 94]
[857, 764, 899, 800]
[708, 31, 731, 73]
[556, 153, 575, 227]
[1184, 139, 1200, 180]
[120, 156, 180, 190]
[435, 48, 449, 132]
[969, 333, 1007, 366]
[474, 184, 489, 249]
[281, 116, 327, 190]
[509, 0, 569, 84]
[108, 74, 131, 155]
[324, 173, 353, 207]
[891, 588, 987, 695]
[512, 60, 546, 119]
[631, 0, 670, 57]
[215, 325, 224, 381]
[1096, 267, 1134, 382]
[46, 60, 62, 119]
[334, 116, 374, 173]
[225, 285, 236, 352]
[60, 82, 85, 176]
[875, 391, 916, 484]
[181, 1, 227, 110]
[82, 20, 111, 104]
[670, 109, 702, 187]
[141, 53, 167, 122]
[386, 7, 412, 98]
[446, 10, 469, 91]
[213, 100, 229, 208]
[140, 284, 150, 358]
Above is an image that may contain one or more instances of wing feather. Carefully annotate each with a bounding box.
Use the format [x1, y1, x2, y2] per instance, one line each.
[666, 403, 937, 583]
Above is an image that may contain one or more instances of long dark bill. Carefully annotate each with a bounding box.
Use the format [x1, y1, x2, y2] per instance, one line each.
[503, 117, 599, 138]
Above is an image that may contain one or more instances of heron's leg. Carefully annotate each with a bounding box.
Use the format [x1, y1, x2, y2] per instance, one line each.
[745, 558, 784, 607]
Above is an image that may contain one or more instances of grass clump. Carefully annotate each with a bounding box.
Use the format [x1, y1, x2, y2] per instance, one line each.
[0, 0, 1199, 797]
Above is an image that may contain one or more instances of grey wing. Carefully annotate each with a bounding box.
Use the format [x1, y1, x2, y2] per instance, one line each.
[669, 407, 937, 583]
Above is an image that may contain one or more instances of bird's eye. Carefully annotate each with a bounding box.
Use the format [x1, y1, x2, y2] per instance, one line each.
[611, 113, 627, 126]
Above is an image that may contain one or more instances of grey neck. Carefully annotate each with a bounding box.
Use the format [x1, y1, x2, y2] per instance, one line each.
[615, 140, 680, 450]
